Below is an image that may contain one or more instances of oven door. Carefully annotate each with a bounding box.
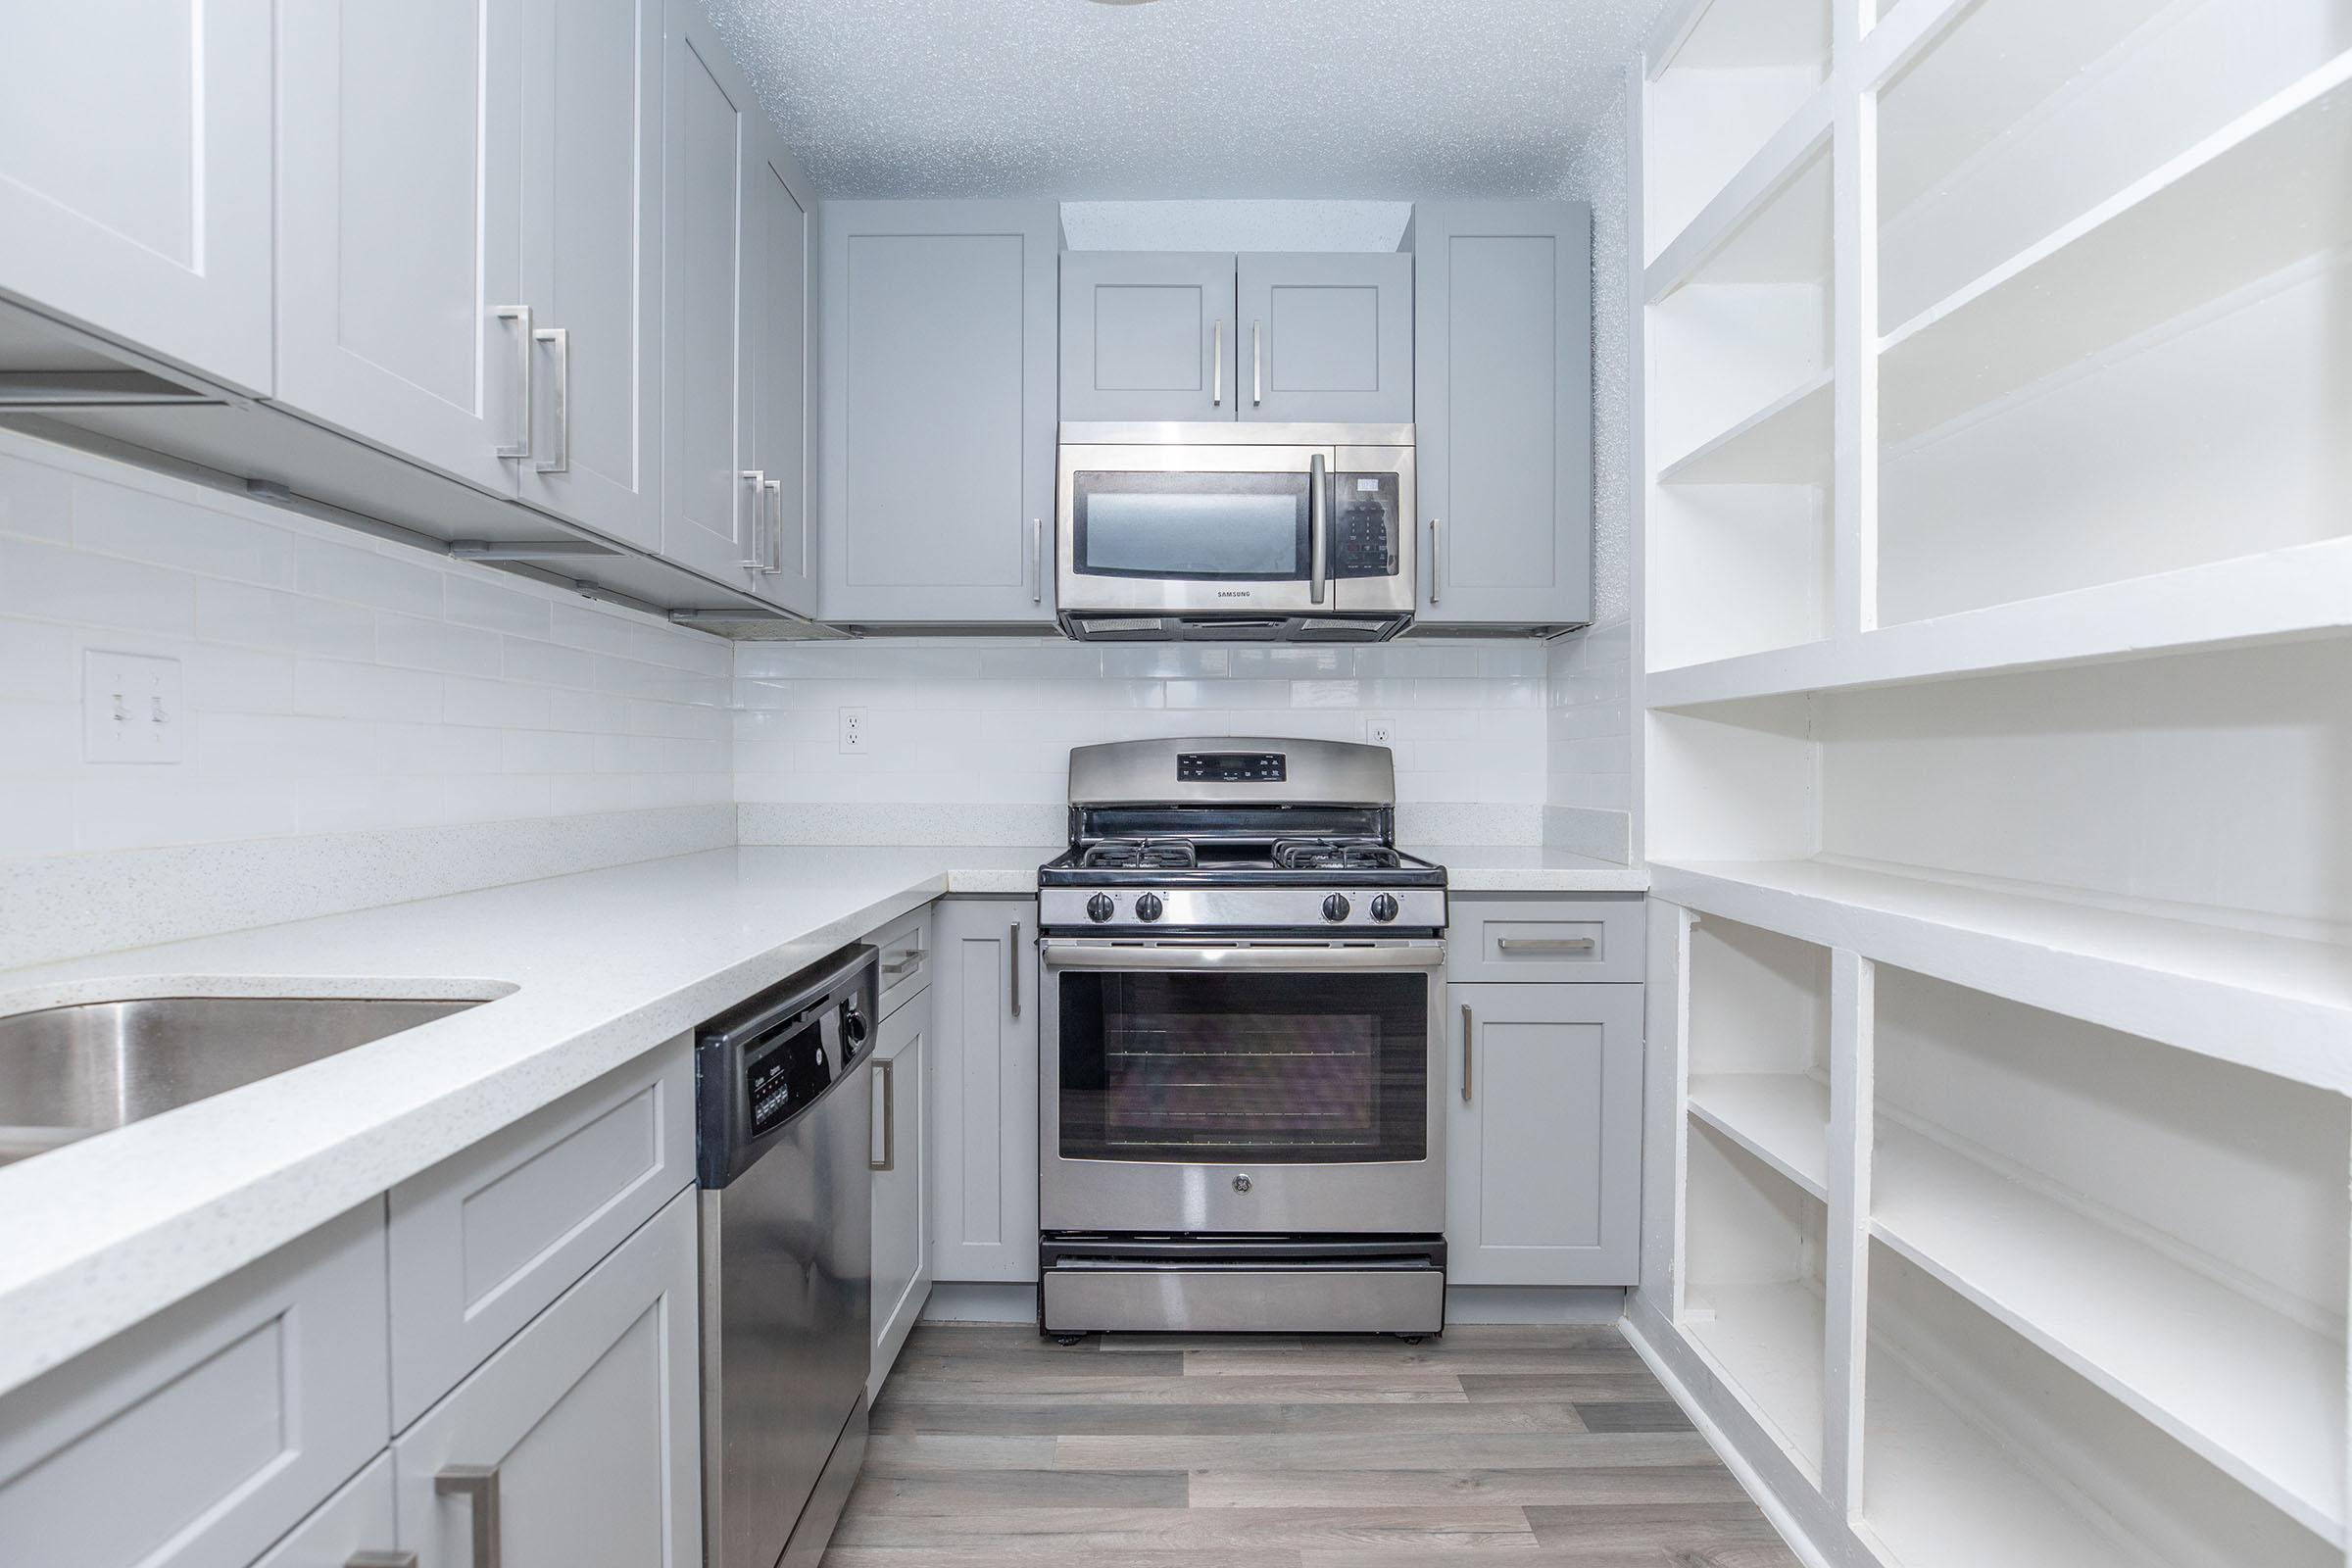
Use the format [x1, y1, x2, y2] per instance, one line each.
[1041, 939, 1445, 1235]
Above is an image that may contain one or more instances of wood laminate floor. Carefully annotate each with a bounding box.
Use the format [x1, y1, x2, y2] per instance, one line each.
[822, 1322, 1802, 1567]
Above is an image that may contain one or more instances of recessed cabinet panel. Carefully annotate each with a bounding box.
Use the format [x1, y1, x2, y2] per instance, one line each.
[276, 0, 524, 495]
[743, 139, 816, 613]
[1059, 252, 1236, 421]
[660, 6, 754, 583]
[1236, 252, 1413, 423]
[0, 1204, 388, 1568]
[514, 0, 664, 548]
[870, 990, 931, 1401]
[1412, 202, 1593, 627]
[0, 0, 273, 392]
[251, 1455, 398, 1568]
[819, 202, 1060, 624]
[927, 899, 1041, 1282]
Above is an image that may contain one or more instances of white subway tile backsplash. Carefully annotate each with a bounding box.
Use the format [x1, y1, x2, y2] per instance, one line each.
[293, 658, 444, 724]
[196, 579, 375, 659]
[2, 538, 196, 636]
[447, 575, 556, 639]
[374, 612, 504, 675]
[0, 450, 73, 543]
[75, 481, 298, 585]
[0, 619, 73, 700]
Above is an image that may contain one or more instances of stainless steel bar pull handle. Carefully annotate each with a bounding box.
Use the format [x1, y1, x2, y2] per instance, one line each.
[436, 1465, 502, 1568]
[1211, 318, 1223, 407]
[493, 306, 533, 460]
[762, 478, 783, 572]
[870, 1056, 896, 1171]
[738, 469, 767, 571]
[1497, 936, 1597, 955]
[1251, 320, 1262, 406]
[1308, 453, 1328, 606]
[1008, 923, 1022, 1018]
[1428, 517, 1441, 605]
[1460, 1003, 1473, 1103]
[882, 946, 926, 977]
[532, 325, 569, 473]
[346, 1554, 419, 1568]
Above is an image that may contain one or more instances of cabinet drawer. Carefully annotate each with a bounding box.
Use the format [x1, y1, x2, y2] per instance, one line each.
[0, 1203, 389, 1568]
[873, 906, 933, 1019]
[387, 1035, 694, 1428]
[252, 1453, 397, 1568]
[1446, 896, 1645, 983]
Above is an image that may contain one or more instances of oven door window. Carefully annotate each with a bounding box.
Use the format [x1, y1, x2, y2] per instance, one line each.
[1070, 471, 1310, 581]
[1056, 969, 1428, 1163]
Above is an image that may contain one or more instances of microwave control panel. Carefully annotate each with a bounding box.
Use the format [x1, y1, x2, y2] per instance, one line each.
[1331, 472, 1399, 577]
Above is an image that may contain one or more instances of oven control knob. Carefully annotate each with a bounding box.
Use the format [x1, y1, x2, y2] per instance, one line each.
[1322, 893, 1351, 922]
[841, 1002, 868, 1049]
[1232, 1174, 1252, 1194]
[1134, 893, 1164, 922]
[1087, 893, 1116, 923]
[1370, 894, 1399, 923]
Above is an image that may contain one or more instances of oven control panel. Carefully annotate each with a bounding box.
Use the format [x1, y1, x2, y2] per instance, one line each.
[1042, 885, 1447, 932]
[1177, 752, 1286, 783]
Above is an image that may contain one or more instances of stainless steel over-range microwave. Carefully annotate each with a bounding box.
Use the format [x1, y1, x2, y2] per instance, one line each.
[1055, 422, 1415, 643]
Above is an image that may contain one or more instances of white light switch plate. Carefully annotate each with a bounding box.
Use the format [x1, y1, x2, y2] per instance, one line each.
[84, 650, 183, 763]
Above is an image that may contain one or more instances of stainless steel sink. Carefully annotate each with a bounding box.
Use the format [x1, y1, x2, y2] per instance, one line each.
[0, 995, 486, 1165]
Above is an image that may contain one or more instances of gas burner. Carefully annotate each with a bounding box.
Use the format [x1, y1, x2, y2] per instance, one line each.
[1079, 837, 1199, 870]
[1272, 839, 1403, 871]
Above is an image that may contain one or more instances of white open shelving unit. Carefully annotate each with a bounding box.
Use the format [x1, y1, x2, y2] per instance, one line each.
[1627, 2, 2352, 1565]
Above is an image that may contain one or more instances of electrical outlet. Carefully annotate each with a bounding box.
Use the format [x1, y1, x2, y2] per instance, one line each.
[1363, 718, 1395, 747]
[84, 650, 184, 763]
[838, 707, 867, 754]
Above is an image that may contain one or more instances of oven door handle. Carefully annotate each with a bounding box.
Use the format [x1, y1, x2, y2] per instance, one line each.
[1041, 940, 1445, 973]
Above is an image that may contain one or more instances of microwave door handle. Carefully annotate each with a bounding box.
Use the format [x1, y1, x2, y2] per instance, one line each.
[1308, 453, 1328, 606]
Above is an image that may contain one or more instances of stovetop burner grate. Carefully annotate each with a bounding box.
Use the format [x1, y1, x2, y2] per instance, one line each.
[1270, 838, 1404, 871]
[1078, 837, 1200, 870]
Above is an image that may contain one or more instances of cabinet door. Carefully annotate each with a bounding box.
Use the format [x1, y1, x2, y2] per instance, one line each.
[926, 899, 1041, 1283]
[514, 0, 663, 548]
[0, 0, 272, 393]
[277, 0, 526, 495]
[1059, 252, 1237, 421]
[740, 131, 818, 613]
[395, 1187, 701, 1568]
[251, 1454, 398, 1568]
[1446, 982, 1642, 1285]
[658, 0, 758, 585]
[0, 1204, 388, 1568]
[870, 990, 931, 1401]
[1412, 202, 1593, 626]
[818, 201, 1060, 624]
[1236, 252, 1413, 423]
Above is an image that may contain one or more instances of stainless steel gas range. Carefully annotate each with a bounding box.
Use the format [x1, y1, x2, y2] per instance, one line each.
[1035, 737, 1449, 1338]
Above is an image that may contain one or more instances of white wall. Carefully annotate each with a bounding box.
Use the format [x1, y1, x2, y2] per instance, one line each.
[0, 430, 735, 964]
[735, 637, 1549, 847]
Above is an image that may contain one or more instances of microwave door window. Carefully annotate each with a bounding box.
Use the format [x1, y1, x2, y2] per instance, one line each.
[1073, 472, 1309, 580]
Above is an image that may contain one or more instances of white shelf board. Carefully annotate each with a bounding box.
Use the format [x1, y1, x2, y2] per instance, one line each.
[1872, 1124, 2347, 1543]
[1648, 858, 2352, 1094]
[1860, 1349, 2144, 1568]
[1656, 370, 1834, 485]
[1687, 1074, 1830, 1199]
[1644, 536, 2352, 704]
[1881, 55, 2352, 443]
[1682, 1278, 1827, 1478]
[1645, 88, 1835, 300]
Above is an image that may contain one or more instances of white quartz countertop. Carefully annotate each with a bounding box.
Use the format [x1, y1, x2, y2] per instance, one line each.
[0, 842, 1641, 1396]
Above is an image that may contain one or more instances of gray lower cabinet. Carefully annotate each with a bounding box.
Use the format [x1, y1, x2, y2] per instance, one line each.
[1236, 252, 1413, 424]
[0, 0, 274, 394]
[1446, 981, 1643, 1285]
[0, 1203, 391, 1568]
[870, 984, 932, 1401]
[1410, 201, 1593, 629]
[817, 201, 1060, 625]
[927, 899, 1042, 1282]
[252, 1455, 398, 1568]
[1059, 252, 1237, 421]
[394, 1185, 702, 1568]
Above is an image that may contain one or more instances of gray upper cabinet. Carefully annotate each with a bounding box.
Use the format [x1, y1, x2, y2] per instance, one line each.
[659, 0, 759, 586]
[818, 200, 1060, 625]
[1059, 252, 1236, 421]
[276, 0, 526, 497]
[1236, 252, 1413, 424]
[1411, 201, 1593, 628]
[513, 0, 666, 550]
[741, 129, 818, 614]
[0, 0, 274, 395]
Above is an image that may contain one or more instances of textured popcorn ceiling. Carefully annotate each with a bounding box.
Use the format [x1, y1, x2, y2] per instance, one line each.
[706, 0, 1672, 199]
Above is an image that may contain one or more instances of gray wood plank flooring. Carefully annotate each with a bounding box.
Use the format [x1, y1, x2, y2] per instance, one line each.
[824, 1323, 1800, 1567]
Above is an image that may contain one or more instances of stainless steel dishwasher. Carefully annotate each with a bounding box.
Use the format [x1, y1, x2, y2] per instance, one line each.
[697, 944, 876, 1568]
